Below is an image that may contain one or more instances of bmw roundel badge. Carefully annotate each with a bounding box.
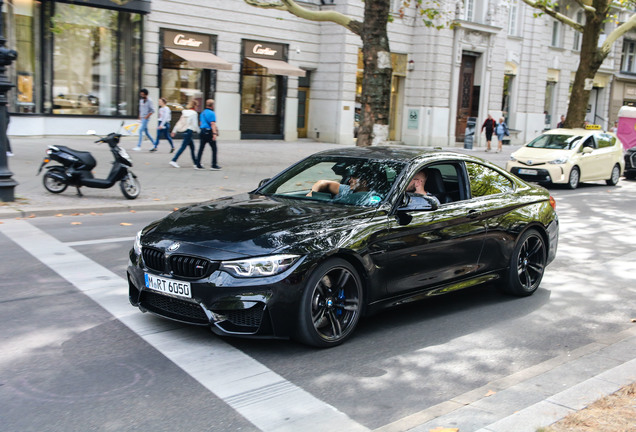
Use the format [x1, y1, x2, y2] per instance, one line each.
[167, 242, 180, 252]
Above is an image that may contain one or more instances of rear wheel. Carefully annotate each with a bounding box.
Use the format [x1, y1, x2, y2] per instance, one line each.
[567, 166, 580, 190]
[606, 164, 620, 186]
[120, 172, 140, 199]
[43, 172, 67, 194]
[296, 258, 363, 348]
[500, 229, 546, 297]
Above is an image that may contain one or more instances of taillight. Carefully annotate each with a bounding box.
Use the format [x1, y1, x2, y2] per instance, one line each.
[549, 196, 556, 209]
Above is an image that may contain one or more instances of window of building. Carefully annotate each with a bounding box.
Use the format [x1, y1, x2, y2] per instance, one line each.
[241, 60, 278, 115]
[573, 11, 584, 51]
[551, 20, 563, 48]
[508, 0, 519, 36]
[4, 0, 142, 116]
[50, 3, 141, 116]
[4, 0, 41, 113]
[621, 40, 636, 73]
[464, 0, 489, 24]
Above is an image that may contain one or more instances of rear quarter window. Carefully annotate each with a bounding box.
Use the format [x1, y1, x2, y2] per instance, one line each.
[466, 162, 514, 197]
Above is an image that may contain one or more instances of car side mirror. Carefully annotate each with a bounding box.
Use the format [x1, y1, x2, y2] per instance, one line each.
[258, 178, 271, 188]
[582, 146, 593, 154]
[395, 193, 438, 226]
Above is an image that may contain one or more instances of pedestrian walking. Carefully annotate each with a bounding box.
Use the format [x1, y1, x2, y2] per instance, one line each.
[556, 115, 565, 128]
[151, 97, 174, 152]
[134, 88, 155, 151]
[195, 99, 221, 170]
[495, 117, 509, 153]
[169, 101, 200, 168]
[481, 114, 496, 152]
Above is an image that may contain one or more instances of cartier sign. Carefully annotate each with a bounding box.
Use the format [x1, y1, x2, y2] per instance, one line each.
[164, 29, 211, 52]
[244, 40, 284, 61]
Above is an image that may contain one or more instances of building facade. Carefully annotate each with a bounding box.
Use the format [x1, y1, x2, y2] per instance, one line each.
[5, 0, 636, 147]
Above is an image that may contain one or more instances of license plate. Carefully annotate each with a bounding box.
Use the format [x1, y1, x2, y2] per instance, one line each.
[518, 168, 537, 175]
[145, 273, 191, 299]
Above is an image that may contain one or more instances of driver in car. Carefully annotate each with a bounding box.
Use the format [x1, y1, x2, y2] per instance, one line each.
[404, 168, 440, 209]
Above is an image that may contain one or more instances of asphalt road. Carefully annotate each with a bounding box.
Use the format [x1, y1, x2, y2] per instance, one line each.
[1, 179, 635, 431]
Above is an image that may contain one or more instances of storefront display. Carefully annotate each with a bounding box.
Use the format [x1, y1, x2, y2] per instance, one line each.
[160, 29, 231, 126]
[240, 40, 304, 139]
[4, 0, 146, 116]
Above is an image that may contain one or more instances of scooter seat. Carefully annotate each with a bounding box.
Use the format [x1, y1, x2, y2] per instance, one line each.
[57, 145, 97, 169]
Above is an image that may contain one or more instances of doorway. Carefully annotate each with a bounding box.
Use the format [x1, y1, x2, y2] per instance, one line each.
[456, 54, 479, 142]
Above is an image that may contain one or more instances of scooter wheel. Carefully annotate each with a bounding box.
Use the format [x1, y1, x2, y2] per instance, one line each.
[120, 172, 140, 199]
[43, 172, 68, 194]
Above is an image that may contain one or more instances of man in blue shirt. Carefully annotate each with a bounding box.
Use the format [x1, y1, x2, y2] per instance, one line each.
[134, 88, 155, 151]
[195, 99, 220, 170]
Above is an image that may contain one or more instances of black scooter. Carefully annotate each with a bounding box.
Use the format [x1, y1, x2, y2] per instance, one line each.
[37, 129, 141, 199]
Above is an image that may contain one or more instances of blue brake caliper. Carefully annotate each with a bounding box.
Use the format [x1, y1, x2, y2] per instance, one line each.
[337, 289, 345, 315]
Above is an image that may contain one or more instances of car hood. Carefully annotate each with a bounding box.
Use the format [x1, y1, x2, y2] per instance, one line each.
[513, 146, 573, 164]
[143, 193, 377, 258]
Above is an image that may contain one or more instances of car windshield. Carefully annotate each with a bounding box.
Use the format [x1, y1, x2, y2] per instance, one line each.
[258, 156, 406, 207]
[526, 134, 583, 150]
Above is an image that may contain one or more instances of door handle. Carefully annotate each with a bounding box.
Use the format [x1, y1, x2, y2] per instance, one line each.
[467, 210, 481, 219]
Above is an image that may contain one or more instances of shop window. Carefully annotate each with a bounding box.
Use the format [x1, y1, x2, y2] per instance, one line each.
[241, 59, 278, 115]
[49, 4, 141, 116]
[621, 40, 636, 73]
[4, 0, 41, 113]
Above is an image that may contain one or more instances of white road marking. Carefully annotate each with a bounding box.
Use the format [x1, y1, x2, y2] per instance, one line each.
[1, 220, 368, 432]
[64, 236, 134, 247]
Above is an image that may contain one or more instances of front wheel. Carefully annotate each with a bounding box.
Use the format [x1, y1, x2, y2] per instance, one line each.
[606, 164, 620, 186]
[296, 258, 363, 348]
[567, 166, 580, 190]
[43, 171, 68, 194]
[120, 172, 140, 199]
[500, 229, 546, 297]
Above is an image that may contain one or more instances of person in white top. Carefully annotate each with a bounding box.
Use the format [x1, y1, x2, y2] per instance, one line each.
[169, 101, 201, 168]
[151, 97, 175, 152]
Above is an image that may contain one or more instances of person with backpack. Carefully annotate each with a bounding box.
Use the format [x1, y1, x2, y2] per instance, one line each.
[495, 117, 510, 153]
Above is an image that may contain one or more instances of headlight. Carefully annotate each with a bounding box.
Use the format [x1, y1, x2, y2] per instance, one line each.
[220, 254, 300, 278]
[133, 230, 142, 255]
[509, 155, 517, 162]
[549, 157, 569, 164]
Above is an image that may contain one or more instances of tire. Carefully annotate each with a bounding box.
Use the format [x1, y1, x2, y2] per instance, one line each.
[500, 229, 546, 297]
[567, 166, 580, 190]
[120, 172, 140, 199]
[296, 258, 363, 348]
[43, 171, 68, 194]
[606, 164, 620, 186]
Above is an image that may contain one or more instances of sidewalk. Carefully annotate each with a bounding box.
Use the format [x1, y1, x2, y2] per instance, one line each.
[1, 135, 634, 432]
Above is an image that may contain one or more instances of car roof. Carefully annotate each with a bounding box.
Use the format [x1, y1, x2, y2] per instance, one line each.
[543, 128, 604, 138]
[311, 146, 482, 165]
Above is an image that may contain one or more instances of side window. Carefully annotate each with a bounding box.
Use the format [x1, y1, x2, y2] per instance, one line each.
[427, 163, 463, 203]
[466, 162, 514, 198]
[596, 133, 615, 148]
[580, 136, 596, 150]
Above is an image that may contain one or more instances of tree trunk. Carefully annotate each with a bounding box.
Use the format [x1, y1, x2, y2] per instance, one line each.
[357, 0, 392, 146]
[563, 3, 608, 128]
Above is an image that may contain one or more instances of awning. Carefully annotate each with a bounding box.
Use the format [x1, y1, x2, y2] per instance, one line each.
[166, 48, 232, 70]
[246, 57, 306, 77]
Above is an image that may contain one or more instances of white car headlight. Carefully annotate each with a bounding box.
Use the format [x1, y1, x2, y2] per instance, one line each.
[133, 230, 142, 255]
[220, 254, 300, 278]
[549, 157, 569, 164]
[509, 155, 517, 162]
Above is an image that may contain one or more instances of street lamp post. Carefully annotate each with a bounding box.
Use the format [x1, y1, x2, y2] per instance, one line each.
[0, 0, 18, 202]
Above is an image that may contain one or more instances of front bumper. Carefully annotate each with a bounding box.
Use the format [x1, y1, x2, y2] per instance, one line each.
[127, 250, 309, 339]
[507, 161, 571, 184]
